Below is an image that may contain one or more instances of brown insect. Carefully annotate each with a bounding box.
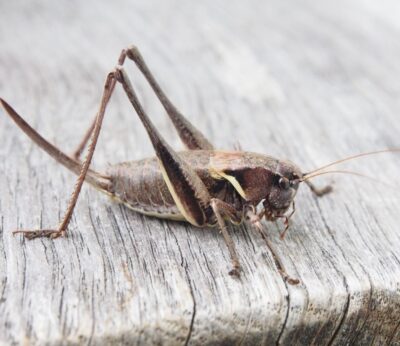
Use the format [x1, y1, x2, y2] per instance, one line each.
[1, 45, 398, 281]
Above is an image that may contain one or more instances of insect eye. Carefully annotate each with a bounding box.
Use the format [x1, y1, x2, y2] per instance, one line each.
[278, 177, 290, 190]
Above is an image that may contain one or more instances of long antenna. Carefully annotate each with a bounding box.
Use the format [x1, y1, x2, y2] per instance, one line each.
[302, 169, 392, 189]
[306, 149, 400, 176]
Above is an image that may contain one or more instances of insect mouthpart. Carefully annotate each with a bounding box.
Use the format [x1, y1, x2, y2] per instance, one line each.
[262, 176, 298, 222]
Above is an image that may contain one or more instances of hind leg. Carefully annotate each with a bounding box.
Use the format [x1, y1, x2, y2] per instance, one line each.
[123, 45, 213, 150]
[73, 45, 213, 161]
[114, 66, 243, 276]
[2, 72, 116, 239]
[71, 50, 128, 160]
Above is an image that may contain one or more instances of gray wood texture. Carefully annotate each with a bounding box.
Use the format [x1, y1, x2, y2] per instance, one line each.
[1, 0, 400, 345]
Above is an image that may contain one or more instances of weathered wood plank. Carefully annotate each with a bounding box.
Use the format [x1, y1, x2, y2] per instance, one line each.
[1, 0, 400, 345]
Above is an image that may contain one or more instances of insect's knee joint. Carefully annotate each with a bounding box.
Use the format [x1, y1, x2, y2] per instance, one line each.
[126, 44, 140, 59]
[113, 65, 125, 82]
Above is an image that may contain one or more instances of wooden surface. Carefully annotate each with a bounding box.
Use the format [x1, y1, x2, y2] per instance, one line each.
[1, 0, 400, 345]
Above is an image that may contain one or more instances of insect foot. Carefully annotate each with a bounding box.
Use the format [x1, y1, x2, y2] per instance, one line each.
[279, 270, 300, 285]
[228, 264, 241, 277]
[13, 229, 66, 240]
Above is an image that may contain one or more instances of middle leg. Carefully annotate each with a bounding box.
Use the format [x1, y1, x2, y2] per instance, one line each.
[211, 198, 242, 276]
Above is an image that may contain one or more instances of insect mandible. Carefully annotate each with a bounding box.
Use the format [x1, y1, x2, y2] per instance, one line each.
[1, 45, 398, 280]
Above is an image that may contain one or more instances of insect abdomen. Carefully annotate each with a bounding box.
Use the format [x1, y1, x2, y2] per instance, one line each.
[106, 150, 268, 221]
[108, 157, 184, 220]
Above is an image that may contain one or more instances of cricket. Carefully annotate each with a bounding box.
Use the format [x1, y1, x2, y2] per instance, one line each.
[1, 45, 398, 279]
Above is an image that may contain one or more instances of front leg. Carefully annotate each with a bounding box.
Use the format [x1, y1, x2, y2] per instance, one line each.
[246, 208, 300, 285]
[305, 180, 333, 197]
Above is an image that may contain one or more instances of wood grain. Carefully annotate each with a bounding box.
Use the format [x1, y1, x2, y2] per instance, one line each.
[1, 0, 400, 345]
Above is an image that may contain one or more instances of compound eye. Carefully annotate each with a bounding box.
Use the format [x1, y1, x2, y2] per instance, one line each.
[279, 177, 290, 190]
